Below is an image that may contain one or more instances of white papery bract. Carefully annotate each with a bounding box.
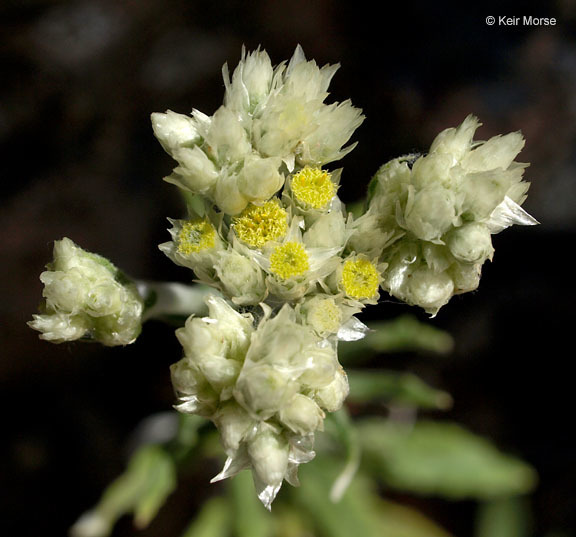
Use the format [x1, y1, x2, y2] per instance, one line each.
[29, 238, 143, 346]
[351, 115, 538, 315]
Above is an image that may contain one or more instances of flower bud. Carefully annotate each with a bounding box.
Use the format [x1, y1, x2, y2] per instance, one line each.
[405, 267, 454, 315]
[404, 186, 457, 242]
[278, 394, 325, 435]
[237, 155, 284, 202]
[446, 223, 493, 264]
[214, 402, 256, 453]
[29, 238, 143, 346]
[213, 173, 249, 215]
[214, 249, 266, 305]
[151, 110, 200, 154]
[313, 367, 349, 412]
[247, 425, 289, 490]
[172, 146, 219, 193]
[235, 363, 299, 418]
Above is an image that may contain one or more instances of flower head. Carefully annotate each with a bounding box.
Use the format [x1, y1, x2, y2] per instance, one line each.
[339, 256, 381, 301]
[290, 167, 336, 210]
[29, 238, 143, 346]
[269, 242, 310, 280]
[232, 200, 288, 248]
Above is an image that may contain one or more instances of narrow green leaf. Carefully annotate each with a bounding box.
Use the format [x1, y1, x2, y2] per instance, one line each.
[324, 409, 362, 502]
[347, 370, 452, 409]
[293, 455, 452, 537]
[133, 446, 177, 527]
[180, 496, 232, 537]
[292, 457, 382, 537]
[70, 445, 177, 537]
[338, 315, 454, 365]
[358, 420, 537, 500]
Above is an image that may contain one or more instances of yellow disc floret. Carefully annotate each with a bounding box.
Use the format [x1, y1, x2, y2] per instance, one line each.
[291, 167, 335, 209]
[233, 200, 288, 248]
[177, 219, 216, 255]
[270, 242, 310, 280]
[341, 258, 380, 299]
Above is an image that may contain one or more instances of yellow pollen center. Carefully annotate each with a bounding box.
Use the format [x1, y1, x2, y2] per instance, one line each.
[269, 242, 310, 280]
[291, 167, 335, 209]
[341, 258, 379, 299]
[232, 200, 288, 248]
[177, 219, 216, 255]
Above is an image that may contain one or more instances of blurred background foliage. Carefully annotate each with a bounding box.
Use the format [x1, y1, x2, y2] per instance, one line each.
[1, 0, 576, 536]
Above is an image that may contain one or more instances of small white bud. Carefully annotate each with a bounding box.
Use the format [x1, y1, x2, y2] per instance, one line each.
[235, 363, 299, 418]
[237, 155, 284, 202]
[278, 394, 325, 435]
[247, 425, 289, 489]
[214, 249, 266, 306]
[314, 367, 349, 412]
[404, 186, 457, 242]
[446, 223, 494, 264]
[151, 110, 200, 154]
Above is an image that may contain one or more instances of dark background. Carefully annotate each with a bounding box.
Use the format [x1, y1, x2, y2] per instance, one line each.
[1, 1, 575, 536]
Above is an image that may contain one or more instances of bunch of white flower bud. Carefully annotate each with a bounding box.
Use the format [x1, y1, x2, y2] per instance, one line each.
[349, 115, 538, 315]
[154, 47, 384, 506]
[150, 48, 538, 506]
[29, 45, 538, 509]
[29, 238, 144, 346]
[171, 296, 349, 507]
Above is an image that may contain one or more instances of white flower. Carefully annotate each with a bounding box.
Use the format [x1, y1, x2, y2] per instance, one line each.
[362, 115, 537, 314]
[214, 249, 267, 306]
[249, 46, 364, 168]
[29, 238, 143, 346]
[170, 299, 347, 507]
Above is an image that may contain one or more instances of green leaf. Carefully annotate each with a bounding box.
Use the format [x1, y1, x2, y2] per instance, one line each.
[169, 413, 207, 463]
[292, 455, 452, 537]
[292, 456, 384, 537]
[70, 444, 177, 537]
[475, 497, 532, 537]
[358, 420, 537, 500]
[229, 470, 274, 537]
[373, 499, 453, 537]
[347, 370, 452, 410]
[180, 496, 232, 537]
[338, 315, 454, 365]
[132, 446, 178, 527]
[324, 409, 362, 502]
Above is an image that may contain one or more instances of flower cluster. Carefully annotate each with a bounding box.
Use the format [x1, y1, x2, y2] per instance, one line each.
[151, 50, 537, 505]
[29, 238, 143, 346]
[30, 46, 538, 509]
[155, 47, 383, 506]
[350, 115, 538, 315]
[151, 46, 364, 216]
[171, 296, 348, 507]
